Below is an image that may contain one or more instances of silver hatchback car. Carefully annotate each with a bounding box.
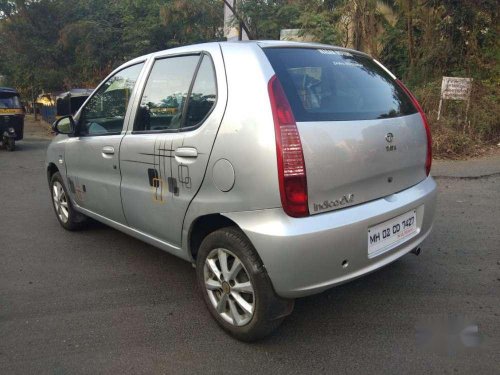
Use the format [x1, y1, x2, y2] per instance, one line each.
[47, 41, 436, 341]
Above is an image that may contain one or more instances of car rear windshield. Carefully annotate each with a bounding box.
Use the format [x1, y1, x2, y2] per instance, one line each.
[0, 93, 21, 109]
[263, 47, 417, 122]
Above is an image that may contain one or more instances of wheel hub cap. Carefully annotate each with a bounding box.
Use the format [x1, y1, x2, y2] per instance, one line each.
[222, 281, 231, 294]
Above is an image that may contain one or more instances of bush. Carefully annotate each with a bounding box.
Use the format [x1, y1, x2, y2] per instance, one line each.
[413, 79, 500, 158]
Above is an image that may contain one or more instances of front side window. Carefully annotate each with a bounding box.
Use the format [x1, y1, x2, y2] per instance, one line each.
[0, 93, 21, 109]
[134, 55, 200, 132]
[79, 63, 144, 136]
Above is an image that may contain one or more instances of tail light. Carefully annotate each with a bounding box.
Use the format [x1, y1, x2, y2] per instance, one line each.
[268, 75, 309, 218]
[396, 80, 432, 176]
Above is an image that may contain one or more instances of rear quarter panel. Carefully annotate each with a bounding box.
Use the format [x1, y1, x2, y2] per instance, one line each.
[182, 43, 282, 250]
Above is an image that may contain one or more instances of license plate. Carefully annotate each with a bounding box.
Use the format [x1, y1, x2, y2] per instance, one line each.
[368, 210, 417, 256]
[0, 108, 23, 115]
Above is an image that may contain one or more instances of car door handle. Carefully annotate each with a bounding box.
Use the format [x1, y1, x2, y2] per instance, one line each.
[102, 146, 115, 155]
[175, 147, 197, 158]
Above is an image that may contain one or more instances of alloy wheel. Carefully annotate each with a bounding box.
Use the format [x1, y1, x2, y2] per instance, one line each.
[52, 181, 69, 223]
[204, 248, 255, 326]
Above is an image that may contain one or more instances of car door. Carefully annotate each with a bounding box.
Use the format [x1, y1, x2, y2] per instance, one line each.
[120, 47, 225, 248]
[64, 62, 145, 224]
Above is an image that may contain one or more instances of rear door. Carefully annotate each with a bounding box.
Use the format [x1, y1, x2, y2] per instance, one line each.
[120, 46, 224, 247]
[264, 47, 428, 214]
[64, 62, 145, 223]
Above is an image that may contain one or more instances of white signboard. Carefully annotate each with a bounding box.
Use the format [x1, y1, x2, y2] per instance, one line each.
[441, 77, 473, 100]
[437, 76, 473, 120]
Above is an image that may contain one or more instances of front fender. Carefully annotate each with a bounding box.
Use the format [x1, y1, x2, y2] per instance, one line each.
[45, 135, 70, 182]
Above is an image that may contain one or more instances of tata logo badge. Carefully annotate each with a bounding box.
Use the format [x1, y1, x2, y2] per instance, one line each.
[385, 133, 397, 151]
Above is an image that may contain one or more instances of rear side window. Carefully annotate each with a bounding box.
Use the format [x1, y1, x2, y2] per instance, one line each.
[135, 55, 200, 132]
[184, 55, 217, 128]
[134, 53, 217, 132]
[264, 48, 416, 121]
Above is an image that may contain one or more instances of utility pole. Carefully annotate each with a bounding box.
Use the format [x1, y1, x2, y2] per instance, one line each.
[32, 80, 37, 121]
[222, 0, 253, 40]
[30, 65, 37, 121]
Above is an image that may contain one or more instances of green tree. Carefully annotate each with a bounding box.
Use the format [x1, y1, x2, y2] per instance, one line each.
[0, 0, 223, 92]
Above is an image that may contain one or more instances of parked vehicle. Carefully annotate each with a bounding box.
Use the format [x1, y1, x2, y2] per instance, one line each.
[0, 87, 24, 151]
[35, 89, 94, 124]
[55, 89, 94, 119]
[46, 41, 436, 341]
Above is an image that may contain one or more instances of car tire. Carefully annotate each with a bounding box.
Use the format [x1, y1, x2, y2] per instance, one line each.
[50, 172, 87, 231]
[196, 227, 294, 341]
[5, 137, 15, 151]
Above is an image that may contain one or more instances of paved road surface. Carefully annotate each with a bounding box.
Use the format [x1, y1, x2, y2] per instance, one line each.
[1, 139, 499, 374]
[432, 153, 500, 178]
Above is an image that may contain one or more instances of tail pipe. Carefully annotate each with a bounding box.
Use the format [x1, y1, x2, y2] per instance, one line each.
[411, 247, 422, 256]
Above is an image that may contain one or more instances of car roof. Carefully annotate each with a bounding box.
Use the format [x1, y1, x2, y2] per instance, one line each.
[56, 88, 94, 100]
[255, 40, 361, 53]
[0, 87, 19, 95]
[115, 40, 372, 75]
[131, 40, 369, 62]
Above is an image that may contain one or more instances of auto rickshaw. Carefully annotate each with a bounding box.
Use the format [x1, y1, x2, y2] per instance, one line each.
[0, 87, 24, 151]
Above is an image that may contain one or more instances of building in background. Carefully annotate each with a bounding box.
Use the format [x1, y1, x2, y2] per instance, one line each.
[223, 2, 309, 42]
[223, 0, 249, 41]
[280, 29, 315, 42]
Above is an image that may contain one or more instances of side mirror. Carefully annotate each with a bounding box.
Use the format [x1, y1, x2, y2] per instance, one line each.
[52, 116, 75, 135]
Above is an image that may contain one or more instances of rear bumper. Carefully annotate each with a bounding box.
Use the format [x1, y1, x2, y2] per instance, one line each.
[223, 176, 437, 298]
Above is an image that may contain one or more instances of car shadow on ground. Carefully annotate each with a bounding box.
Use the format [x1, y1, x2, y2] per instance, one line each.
[266, 259, 417, 341]
[5, 139, 50, 152]
[74, 219, 420, 345]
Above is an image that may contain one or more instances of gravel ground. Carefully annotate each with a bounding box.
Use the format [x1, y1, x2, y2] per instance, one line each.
[22, 115, 53, 140]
